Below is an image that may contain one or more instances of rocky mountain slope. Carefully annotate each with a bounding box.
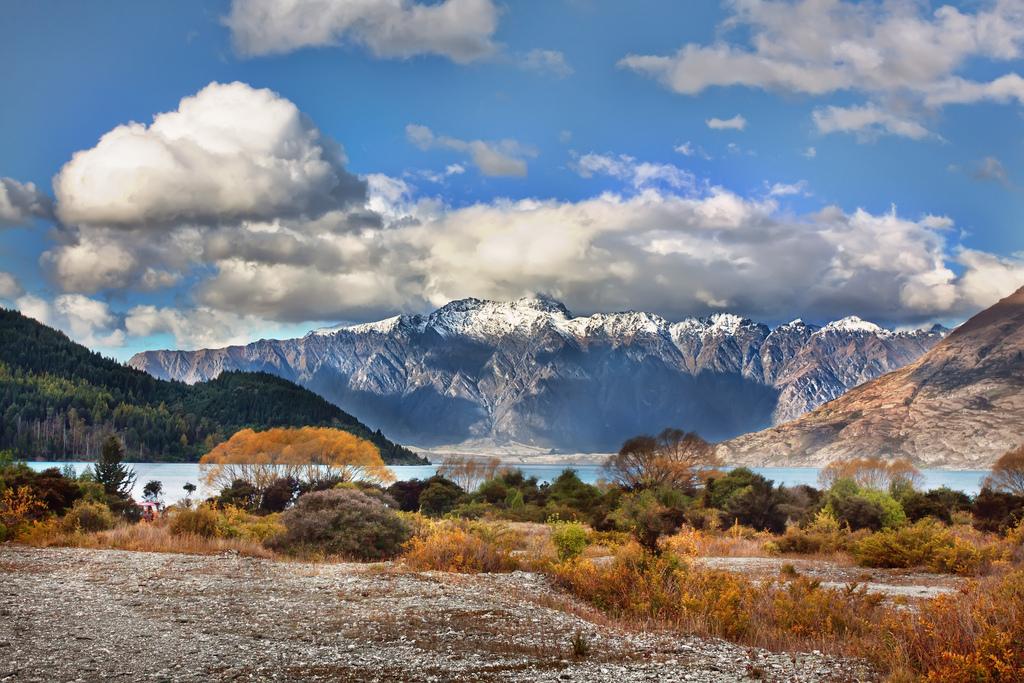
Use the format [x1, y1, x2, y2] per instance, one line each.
[0, 308, 422, 463]
[130, 296, 946, 452]
[720, 286, 1024, 468]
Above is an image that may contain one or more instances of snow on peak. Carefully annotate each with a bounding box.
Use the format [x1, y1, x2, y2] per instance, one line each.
[707, 313, 746, 335]
[561, 311, 668, 339]
[427, 296, 573, 339]
[311, 314, 422, 336]
[820, 316, 888, 336]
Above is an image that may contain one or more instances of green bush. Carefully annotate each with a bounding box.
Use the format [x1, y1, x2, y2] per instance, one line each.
[418, 478, 465, 517]
[267, 488, 412, 560]
[825, 479, 906, 531]
[550, 520, 590, 561]
[60, 499, 115, 533]
[610, 488, 685, 553]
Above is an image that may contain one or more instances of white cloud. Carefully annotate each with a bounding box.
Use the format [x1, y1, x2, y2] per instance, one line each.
[224, 0, 499, 63]
[572, 153, 696, 192]
[15, 293, 125, 348]
[706, 115, 746, 131]
[169, 178, 1024, 326]
[406, 124, 535, 177]
[54, 81, 364, 229]
[521, 49, 573, 78]
[124, 305, 283, 349]
[620, 0, 1024, 141]
[674, 141, 711, 160]
[0, 178, 52, 227]
[919, 214, 954, 230]
[767, 181, 808, 197]
[802, 146, 817, 159]
[812, 104, 931, 140]
[0, 272, 22, 300]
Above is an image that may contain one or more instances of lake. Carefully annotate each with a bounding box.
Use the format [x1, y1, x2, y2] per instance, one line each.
[25, 461, 991, 505]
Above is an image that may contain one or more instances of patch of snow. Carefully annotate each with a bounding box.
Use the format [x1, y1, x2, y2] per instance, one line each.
[819, 316, 889, 336]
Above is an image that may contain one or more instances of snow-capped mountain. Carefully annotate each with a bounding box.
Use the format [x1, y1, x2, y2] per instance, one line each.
[128, 296, 947, 452]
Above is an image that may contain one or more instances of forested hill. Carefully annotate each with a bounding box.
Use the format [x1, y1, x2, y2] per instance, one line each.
[0, 309, 425, 464]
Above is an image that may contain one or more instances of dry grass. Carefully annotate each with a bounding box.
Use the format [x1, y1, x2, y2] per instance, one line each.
[547, 539, 1024, 681]
[19, 518, 276, 558]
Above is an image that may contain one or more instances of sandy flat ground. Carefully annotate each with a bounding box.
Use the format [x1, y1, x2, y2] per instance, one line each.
[0, 545, 877, 682]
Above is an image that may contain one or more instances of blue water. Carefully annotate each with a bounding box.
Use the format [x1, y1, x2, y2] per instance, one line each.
[24, 461, 990, 505]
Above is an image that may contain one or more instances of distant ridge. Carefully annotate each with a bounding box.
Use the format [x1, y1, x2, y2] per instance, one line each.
[130, 296, 946, 453]
[0, 308, 423, 464]
[719, 286, 1024, 468]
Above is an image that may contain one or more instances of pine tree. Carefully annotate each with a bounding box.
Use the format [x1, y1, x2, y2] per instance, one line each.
[93, 435, 136, 499]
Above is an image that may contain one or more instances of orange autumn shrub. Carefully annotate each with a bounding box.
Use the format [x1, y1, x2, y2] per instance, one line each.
[550, 543, 886, 652]
[402, 519, 518, 573]
[887, 569, 1024, 681]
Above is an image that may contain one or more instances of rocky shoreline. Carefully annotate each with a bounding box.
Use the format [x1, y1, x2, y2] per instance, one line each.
[1, 546, 876, 682]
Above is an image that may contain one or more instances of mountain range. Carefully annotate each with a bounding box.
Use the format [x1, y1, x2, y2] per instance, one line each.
[129, 296, 947, 453]
[720, 286, 1024, 469]
[0, 309, 422, 464]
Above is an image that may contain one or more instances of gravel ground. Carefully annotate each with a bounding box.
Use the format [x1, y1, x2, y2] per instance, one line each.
[0, 545, 876, 682]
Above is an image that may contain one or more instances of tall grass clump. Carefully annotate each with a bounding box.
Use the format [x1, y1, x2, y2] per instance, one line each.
[402, 519, 518, 573]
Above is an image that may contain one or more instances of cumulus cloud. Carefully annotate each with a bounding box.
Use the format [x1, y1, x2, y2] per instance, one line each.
[157, 175, 1023, 327]
[572, 153, 697, 191]
[812, 103, 931, 140]
[620, 0, 1024, 140]
[0, 178, 53, 227]
[406, 124, 535, 177]
[54, 81, 365, 229]
[15, 293, 125, 348]
[225, 0, 499, 63]
[706, 115, 746, 131]
[520, 49, 573, 78]
[0, 272, 22, 301]
[124, 305, 284, 349]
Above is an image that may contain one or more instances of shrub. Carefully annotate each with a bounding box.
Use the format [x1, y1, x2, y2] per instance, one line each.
[852, 520, 1002, 575]
[402, 519, 518, 572]
[60, 499, 115, 533]
[267, 488, 411, 560]
[610, 488, 683, 553]
[0, 485, 45, 539]
[170, 506, 221, 538]
[887, 569, 1024, 681]
[546, 470, 601, 516]
[899, 487, 972, 524]
[550, 519, 589, 561]
[215, 505, 285, 542]
[550, 544, 886, 650]
[387, 479, 430, 512]
[972, 488, 1024, 533]
[773, 509, 852, 555]
[825, 480, 905, 531]
[417, 477, 465, 516]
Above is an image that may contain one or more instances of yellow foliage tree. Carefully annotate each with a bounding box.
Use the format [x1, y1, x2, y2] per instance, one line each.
[200, 427, 393, 492]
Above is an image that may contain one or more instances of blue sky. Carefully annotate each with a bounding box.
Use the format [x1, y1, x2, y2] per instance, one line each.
[1, 0, 1023, 360]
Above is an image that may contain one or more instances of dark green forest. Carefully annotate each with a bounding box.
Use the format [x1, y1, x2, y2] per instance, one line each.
[0, 309, 424, 464]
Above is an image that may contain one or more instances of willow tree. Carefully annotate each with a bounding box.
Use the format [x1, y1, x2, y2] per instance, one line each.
[200, 427, 393, 493]
[818, 456, 923, 491]
[985, 445, 1024, 495]
[604, 428, 719, 493]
